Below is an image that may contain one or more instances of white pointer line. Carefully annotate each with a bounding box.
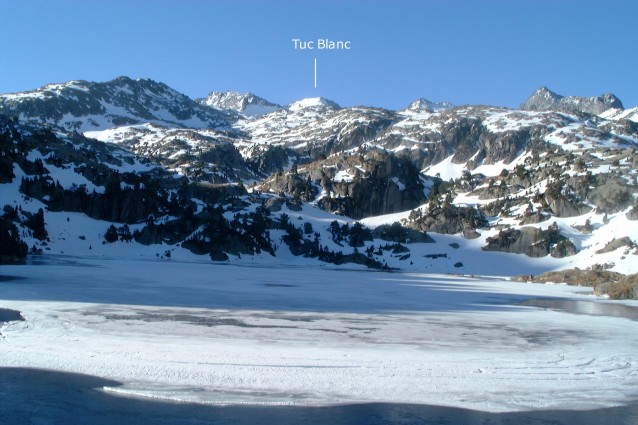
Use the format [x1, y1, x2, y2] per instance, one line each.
[314, 58, 317, 88]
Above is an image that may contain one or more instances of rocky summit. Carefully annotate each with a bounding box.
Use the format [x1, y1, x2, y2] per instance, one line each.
[521, 86, 624, 115]
[197, 91, 283, 118]
[1, 77, 637, 297]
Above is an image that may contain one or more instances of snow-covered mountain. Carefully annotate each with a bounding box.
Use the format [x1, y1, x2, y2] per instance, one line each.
[600, 106, 638, 123]
[288, 97, 341, 112]
[84, 123, 256, 182]
[2, 77, 637, 289]
[0, 76, 236, 132]
[401, 98, 454, 113]
[198, 91, 282, 117]
[521, 86, 624, 115]
[236, 103, 391, 159]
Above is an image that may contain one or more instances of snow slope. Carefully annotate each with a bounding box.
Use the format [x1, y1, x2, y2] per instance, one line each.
[601, 106, 638, 123]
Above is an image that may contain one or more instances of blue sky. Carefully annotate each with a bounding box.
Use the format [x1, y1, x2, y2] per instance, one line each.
[2, 0, 637, 109]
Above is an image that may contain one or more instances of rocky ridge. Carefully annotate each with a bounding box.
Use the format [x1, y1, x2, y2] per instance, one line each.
[521, 87, 624, 115]
[1, 78, 637, 295]
[197, 91, 283, 117]
[0, 77, 235, 132]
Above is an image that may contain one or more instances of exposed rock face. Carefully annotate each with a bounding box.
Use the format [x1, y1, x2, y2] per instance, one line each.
[371, 222, 434, 243]
[244, 145, 297, 176]
[483, 223, 577, 258]
[198, 91, 282, 117]
[401, 98, 454, 113]
[596, 237, 634, 254]
[560, 93, 624, 115]
[520, 87, 564, 111]
[514, 269, 638, 300]
[261, 172, 316, 202]
[259, 149, 429, 219]
[626, 205, 638, 220]
[521, 87, 624, 114]
[0, 77, 234, 131]
[544, 193, 592, 218]
[514, 268, 624, 285]
[315, 151, 428, 219]
[407, 204, 487, 237]
[584, 174, 636, 214]
[519, 211, 550, 225]
[594, 273, 638, 300]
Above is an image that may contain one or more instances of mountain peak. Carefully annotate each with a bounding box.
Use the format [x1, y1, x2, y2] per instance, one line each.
[199, 91, 282, 118]
[520, 87, 563, 111]
[288, 97, 341, 112]
[0, 76, 234, 131]
[521, 87, 623, 114]
[403, 98, 454, 113]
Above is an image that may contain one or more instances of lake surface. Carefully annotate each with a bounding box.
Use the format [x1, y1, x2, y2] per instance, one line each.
[520, 298, 638, 321]
[0, 308, 22, 323]
[1, 368, 637, 425]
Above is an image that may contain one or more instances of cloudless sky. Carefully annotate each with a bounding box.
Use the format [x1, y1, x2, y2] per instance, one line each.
[2, 0, 637, 109]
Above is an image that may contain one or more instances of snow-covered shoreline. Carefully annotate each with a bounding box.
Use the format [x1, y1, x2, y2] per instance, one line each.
[1, 256, 637, 412]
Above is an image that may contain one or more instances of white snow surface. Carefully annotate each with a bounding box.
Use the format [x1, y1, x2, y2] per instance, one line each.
[1, 257, 637, 412]
[288, 97, 340, 112]
[600, 106, 638, 123]
[0, 256, 638, 411]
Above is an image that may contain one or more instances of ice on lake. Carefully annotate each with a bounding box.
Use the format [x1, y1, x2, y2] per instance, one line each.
[1, 256, 637, 414]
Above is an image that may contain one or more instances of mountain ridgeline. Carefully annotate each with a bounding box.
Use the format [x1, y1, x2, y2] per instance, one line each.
[1, 77, 637, 296]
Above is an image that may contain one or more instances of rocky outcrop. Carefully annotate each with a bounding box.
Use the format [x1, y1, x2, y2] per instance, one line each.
[317, 153, 427, 219]
[260, 172, 317, 202]
[520, 87, 563, 111]
[594, 274, 638, 300]
[596, 237, 634, 254]
[585, 174, 636, 214]
[513, 268, 623, 285]
[407, 204, 487, 237]
[521, 87, 623, 115]
[401, 98, 454, 113]
[262, 149, 428, 220]
[198, 91, 282, 117]
[244, 145, 297, 176]
[545, 195, 592, 218]
[626, 205, 638, 220]
[514, 269, 638, 300]
[372, 222, 434, 243]
[483, 223, 577, 258]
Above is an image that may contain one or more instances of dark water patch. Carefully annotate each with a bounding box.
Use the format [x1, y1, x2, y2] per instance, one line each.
[0, 308, 23, 322]
[25, 254, 103, 268]
[521, 299, 638, 321]
[100, 312, 352, 334]
[0, 275, 24, 282]
[103, 312, 298, 329]
[1, 368, 638, 425]
[264, 283, 298, 288]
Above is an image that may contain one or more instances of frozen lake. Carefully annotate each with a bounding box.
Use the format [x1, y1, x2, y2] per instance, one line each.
[0, 308, 22, 323]
[1, 255, 637, 422]
[1, 368, 637, 425]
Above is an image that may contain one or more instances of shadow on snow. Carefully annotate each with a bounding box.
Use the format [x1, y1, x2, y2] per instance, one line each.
[1, 368, 637, 425]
